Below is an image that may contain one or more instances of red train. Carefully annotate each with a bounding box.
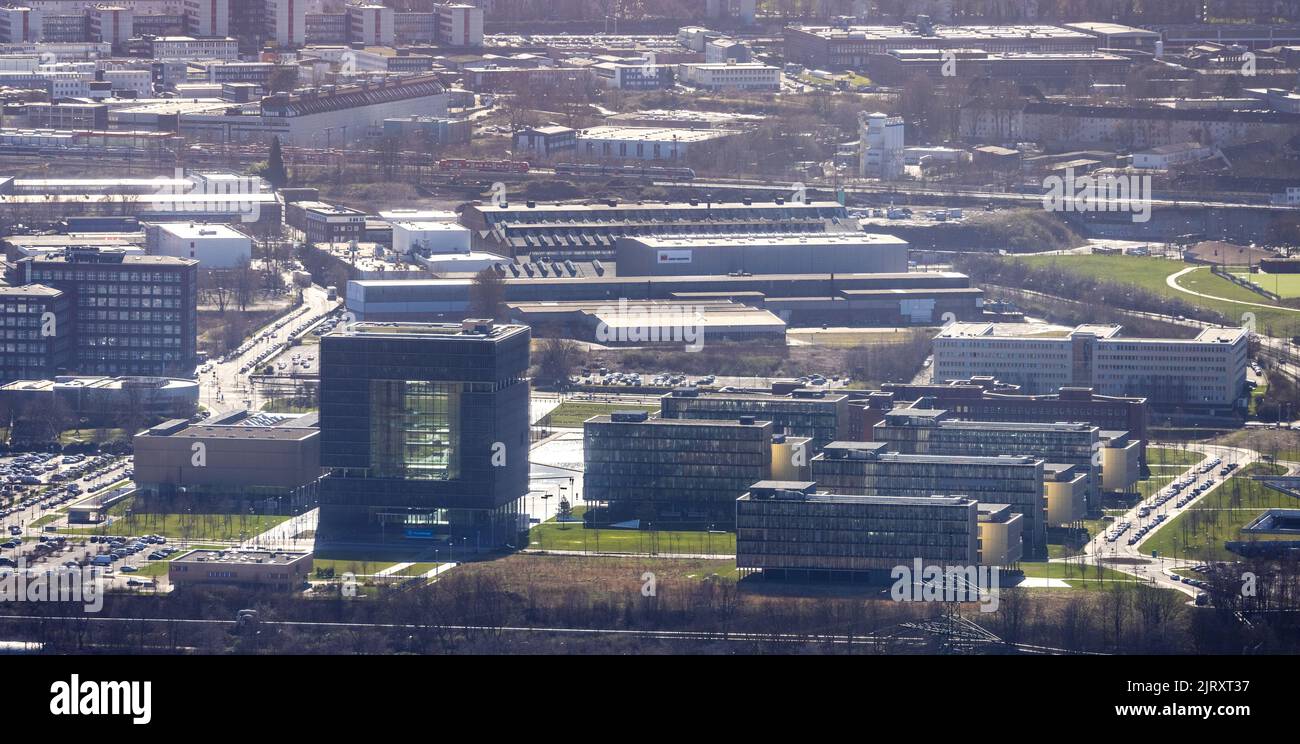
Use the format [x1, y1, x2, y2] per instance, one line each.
[438, 158, 531, 173]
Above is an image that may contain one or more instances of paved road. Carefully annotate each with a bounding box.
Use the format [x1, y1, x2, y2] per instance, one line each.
[1071, 442, 1261, 596]
[200, 284, 338, 416]
[1165, 265, 1300, 315]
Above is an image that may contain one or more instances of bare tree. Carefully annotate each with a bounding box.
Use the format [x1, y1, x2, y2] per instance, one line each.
[469, 267, 508, 321]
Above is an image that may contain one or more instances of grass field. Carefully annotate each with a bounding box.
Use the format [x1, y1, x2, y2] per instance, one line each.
[1231, 271, 1300, 299]
[540, 401, 660, 428]
[1141, 463, 1292, 561]
[1016, 255, 1298, 330]
[1146, 446, 1205, 468]
[1018, 561, 1141, 590]
[58, 428, 128, 445]
[786, 330, 913, 348]
[529, 519, 735, 555]
[61, 512, 289, 541]
[1214, 428, 1300, 462]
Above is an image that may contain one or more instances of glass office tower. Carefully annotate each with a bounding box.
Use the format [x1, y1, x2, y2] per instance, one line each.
[317, 320, 531, 548]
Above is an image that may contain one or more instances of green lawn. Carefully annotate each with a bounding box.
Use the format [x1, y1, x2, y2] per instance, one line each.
[1142, 463, 1293, 561]
[540, 401, 660, 428]
[311, 559, 397, 577]
[1145, 446, 1206, 467]
[61, 512, 289, 541]
[529, 521, 735, 555]
[1018, 562, 1140, 590]
[1231, 271, 1300, 299]
[58, 428, 129, 445]
[1016, 255, 1298, 330]
[261, 399, 317, 413]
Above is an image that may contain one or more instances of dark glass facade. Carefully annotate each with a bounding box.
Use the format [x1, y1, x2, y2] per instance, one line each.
[659, 389, 850, 449]
[736, 484, 979, 575]
[584, 415, 774, 526]
[317, 321, 531, 547]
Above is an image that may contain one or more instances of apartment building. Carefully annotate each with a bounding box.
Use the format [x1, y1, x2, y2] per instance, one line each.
[932, 322, 1248, 413]
[584, 411, 774, 526]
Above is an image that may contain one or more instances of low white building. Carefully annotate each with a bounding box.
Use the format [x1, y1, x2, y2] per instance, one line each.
[932, 322, 1248, 411]
[151, 36, 240, 61]
[1131, 142, 1215, 169]
[391, 220, 471, 255]
[575, 125, 738, 161]
[676, 61, 780, 91]
[146, 221, 252, 268]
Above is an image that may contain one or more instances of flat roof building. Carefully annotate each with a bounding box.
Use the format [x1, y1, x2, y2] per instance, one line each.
[932, 322, 1248, 413]
[811, 441, 1047, 559]
[660, 387, 850, 450]
[584, 411, 774, 526]
[870, 377, 1149, 469]
[874, 408, 1101, 512]
[317, 320, 531, 547]
[169, 548, 312, 592]
[614, 233, 909, 277]
[785, 23, 1097, 70]
[0, 284, 72, 384]
[18, 248, 198, 378]
[736, 481, 980, 578]
[133, 410, 323, 511]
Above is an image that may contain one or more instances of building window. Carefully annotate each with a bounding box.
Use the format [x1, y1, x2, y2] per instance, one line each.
[369, 380, 460, 480]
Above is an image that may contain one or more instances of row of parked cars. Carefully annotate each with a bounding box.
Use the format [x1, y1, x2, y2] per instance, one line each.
[89, 535, 172, 566]
[239, 307, 338, 376]
[1126, 513, 1168, 546]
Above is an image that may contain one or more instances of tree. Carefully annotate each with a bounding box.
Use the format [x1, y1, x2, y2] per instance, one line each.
[534, 336, 584, 386]
[264, 136, 289, 190]
[469, 267, 507, 321]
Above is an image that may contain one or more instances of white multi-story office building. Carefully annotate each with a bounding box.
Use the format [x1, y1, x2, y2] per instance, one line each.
[265, 0, 305, 48]
[146, 221, 252, 268]
[676, 61, 780, 91]
[87, 5, 133, 45]
[346, 4, 393, 46]
[183, 0, 228, 37]
[859, 111, 903, 179]
[0, 6, 42, 42]
[435, 3, 481, 47]
[151, 35, 239, 60]
[932, 322, 1248, 412]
